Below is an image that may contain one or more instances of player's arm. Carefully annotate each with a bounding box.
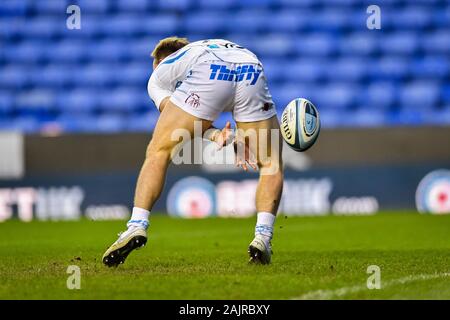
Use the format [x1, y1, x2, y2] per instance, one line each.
[206, 121, 257, 171]
[204, 122, 232, 147]
[147, 73, 172, 113]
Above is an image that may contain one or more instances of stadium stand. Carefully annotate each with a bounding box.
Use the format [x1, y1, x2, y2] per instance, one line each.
[0, 0, 449, 132]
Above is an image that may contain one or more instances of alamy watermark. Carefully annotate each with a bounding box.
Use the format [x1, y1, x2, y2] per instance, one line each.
[66, 5, 81, 30]
[366, 5, 381, 30]
[367, 265, 381, 289]
[168, 121, 281, 175]
[66, 265, 81, 290]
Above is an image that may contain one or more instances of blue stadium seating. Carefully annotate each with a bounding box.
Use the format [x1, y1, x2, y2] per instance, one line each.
[0, 65, 29, 89]
[423, 31, 450, 53]
[38, 64, 74, 88]
[59, 89, 99, 113]
[0, 0, 449, 132]
[339, 32, 378, 55]
[184, 13, 226, 34]
[359, 81, 398, 110]
[73, 0, 110, 14]
[0, 91, 13, 114]
[443, 85, 450, 104]
[400, 82, 440, 110]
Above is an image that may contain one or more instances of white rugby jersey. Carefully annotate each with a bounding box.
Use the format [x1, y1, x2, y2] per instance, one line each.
[147, 39, 261, 109]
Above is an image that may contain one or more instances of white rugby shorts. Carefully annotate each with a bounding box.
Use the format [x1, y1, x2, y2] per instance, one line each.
[169, 61, 277, 122]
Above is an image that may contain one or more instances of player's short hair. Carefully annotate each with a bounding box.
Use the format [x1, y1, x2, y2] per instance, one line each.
[151, 36, 190, 62]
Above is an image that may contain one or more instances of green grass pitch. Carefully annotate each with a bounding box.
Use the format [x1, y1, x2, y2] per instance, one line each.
[1, 212, 450, 300]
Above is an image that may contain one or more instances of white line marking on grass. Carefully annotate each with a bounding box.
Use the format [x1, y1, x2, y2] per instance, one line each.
[292, 273, 450, 300]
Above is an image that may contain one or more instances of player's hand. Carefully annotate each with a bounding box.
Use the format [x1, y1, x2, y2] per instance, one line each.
[233, 135, 258, 172]
[214, 121, 234, 149]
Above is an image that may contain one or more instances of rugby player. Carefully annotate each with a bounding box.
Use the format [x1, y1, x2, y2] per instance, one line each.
[102, 37, 283, 266]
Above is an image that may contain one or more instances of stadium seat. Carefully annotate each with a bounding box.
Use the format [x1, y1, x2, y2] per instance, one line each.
[314, 84, 358, 110]
[76, 0, 109, 13]
[103, 14, 146, 36]
[226, 10, 268, 34]
[339, 32, 378, 56]
[32, 0, 70, 14]
[379, 32, 419, 55]
[38, 65, 75, 88]
[2, 42, 46, 64]
[0, 0, 28, 15]
[141, 14, 179, 35]
[197, 0, 237, 9]
[262, 59, 290, 83]
[156, 0, 191, 11]
[51, 40, 88, 62]
[119, 63, 150, 86]
[57, 89, 99, 113]
[421, 107, 450, 125]
[3, 116, 40, 133]
[359, 81, 398, 110]
[183, 13, 227, 34]
[128, 37, 160, 59]
[99, 88, 144, 112]
[283, 58, 324, 82]
[422, 31, 450, 54]
[77, 64, 116, 87]
[87, 40, 131, 62]
[308, 10, 348, 31]
[117, 0, 149, 11]
[441, 85, 450, 104]
[273, 84, 317, 109]
[14, 89, 55, 112]
[370, 57, 410, 80]
[388, 109, 425, 126]
[270, 10, 311, 32]
[95, 114, 127, 133]
[388, 6, 432, 29]
[294, 34, 336, 56]
[57, 115, 99, 132]
[21, 17, 61, 38]
[0, 91, 13, 114]
[411, 56, 450, 79]
[324, 58, 367, 82]
[0, 65, 29, 89]
[345, 109, 387, 127]
[247, 34, 293, 58]
[0, 18, 23, 39]
[431, 5, 450, 28]
[400, 82, 440, 110]
[126, 112, 159, 132]
[276, 0, 316, 7]
[237, 0, 274, 8]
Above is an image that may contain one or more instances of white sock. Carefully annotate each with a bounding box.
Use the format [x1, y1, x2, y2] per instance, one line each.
[127, 207, 150, 229]
[255, 212, 276, 243]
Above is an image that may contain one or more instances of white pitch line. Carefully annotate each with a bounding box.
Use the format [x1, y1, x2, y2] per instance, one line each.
[292, 273, 450, 300]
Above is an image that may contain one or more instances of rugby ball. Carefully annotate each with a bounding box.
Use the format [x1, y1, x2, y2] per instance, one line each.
[280, 98, 320, 152]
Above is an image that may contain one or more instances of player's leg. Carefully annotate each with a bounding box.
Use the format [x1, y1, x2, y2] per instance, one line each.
[134, 101, 212, 211]
[236, 115, 284, 264]
[103, 60, 234, 267]
[102, 101, 212, 267]
[232, 62, 283, 264]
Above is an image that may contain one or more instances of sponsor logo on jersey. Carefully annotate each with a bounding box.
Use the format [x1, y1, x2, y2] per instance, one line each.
[209, 64, 262, 85]
[185, 93, 200, 108]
